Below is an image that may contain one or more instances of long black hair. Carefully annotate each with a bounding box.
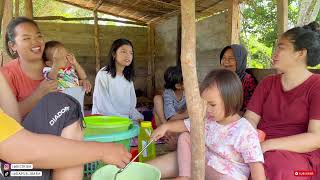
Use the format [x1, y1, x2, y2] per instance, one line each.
[5, 17, 39, 58]
[105, 38, 135, 82]
[283, 27, 320, 67]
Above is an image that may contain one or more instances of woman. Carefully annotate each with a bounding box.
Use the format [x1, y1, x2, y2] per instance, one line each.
[1, 17, 83, 180]
[92, 38, 143, 123]
[0, 71, 131, 179]
[245, 27, 320, 179]
[220, 44, 257, 111]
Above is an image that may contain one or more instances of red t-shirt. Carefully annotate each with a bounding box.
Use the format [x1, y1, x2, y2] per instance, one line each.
[1, 59, 43, 102]
[247, 74, 320, 139]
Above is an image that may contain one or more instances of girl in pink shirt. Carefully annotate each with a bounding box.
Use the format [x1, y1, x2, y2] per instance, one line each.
[150, 69, 265, 180]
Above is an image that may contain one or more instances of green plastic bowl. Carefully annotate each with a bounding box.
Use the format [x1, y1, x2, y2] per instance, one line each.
[83, 116, 132, 136]
[92, 162, 161, 180]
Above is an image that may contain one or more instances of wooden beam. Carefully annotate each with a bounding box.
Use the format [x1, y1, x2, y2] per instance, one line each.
[33, 16, 147, 26]
[24, 0, 33, 19]
[196, 0, 226, 18]
[55, 0, 147, 24]
[0, 0, 5, 34]
[277, 0, 288, 36]
[93, 0, 103, 11]
[1, 0, 13, 65]
[141, 0, 180, 9]
[228, 0, 240, 44]
[180, 0, 205, 179]
[147, 23, 155, 98]
[147, 9, 180, 24]
[15, 0, 19, 17]
[93, 11, 101, 73]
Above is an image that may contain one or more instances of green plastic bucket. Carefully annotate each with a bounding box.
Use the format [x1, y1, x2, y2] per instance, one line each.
[92, 162, 161, 180]
[83, 116, 132, 136]
[83, 124, 139, 177]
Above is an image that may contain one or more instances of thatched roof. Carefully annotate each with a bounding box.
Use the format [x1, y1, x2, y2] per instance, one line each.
[55, 0, 243, 25]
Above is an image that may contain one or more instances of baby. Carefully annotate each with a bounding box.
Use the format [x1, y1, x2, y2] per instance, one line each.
[42, 41, 91, 93]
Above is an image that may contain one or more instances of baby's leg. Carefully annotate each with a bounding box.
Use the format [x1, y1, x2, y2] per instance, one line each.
[177, 132, 191, 178]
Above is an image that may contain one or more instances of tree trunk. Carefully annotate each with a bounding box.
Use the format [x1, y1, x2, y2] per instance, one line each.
[180, 0, 206, 179]
[297, 0, 320, 26]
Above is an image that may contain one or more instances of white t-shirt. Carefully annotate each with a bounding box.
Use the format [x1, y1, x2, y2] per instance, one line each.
[92, 67, 143, 121]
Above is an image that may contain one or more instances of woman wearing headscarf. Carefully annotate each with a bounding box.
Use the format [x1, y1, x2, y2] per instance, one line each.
[220, 44, 257, 111]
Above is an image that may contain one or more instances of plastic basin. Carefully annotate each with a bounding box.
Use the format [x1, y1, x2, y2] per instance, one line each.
[92, 162, 161, 180]
[84, 116, 132, 136]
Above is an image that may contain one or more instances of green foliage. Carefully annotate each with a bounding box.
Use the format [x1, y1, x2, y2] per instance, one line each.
[32, 0, 91, 19]
[241, 0, 320, 69]
[241, 33, 272, 69]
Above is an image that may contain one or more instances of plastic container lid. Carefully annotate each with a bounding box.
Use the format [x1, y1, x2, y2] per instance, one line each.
[84, 116, 132, 127]
[84, 124, 139, 142]
[141, 121, 152, 128]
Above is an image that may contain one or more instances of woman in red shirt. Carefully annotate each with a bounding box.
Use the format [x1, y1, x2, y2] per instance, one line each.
[245, 27, 320, 179]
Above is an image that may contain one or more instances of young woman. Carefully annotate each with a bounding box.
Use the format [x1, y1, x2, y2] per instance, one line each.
[92, 38, 143, 123]
[245, 27, 320, 180]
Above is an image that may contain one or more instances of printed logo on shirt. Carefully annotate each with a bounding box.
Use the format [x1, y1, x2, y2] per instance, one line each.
[49, 106, 70, 126]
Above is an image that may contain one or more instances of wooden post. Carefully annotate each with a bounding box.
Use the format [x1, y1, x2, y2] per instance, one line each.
[93, 11, 101, 73]
[1, 0, 13, 65]
[15, 0, 19, 17]
[176, 14, 181, 66]
[0, 0, 4, 33]
[228, 0, 240, 44]
[24, 0, 33, 19]
[180, 0, 205, 179]
[147, 24, 155, 98]
[277, 0, 288, 36]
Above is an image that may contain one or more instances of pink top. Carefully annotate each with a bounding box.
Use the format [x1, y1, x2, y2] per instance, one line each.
[184, 117, 264, 180]
[1, 59, 43, 102]
[247, 74, 320, 139]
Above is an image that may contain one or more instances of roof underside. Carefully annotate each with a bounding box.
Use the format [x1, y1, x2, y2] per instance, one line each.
[55, 0, 242, 24]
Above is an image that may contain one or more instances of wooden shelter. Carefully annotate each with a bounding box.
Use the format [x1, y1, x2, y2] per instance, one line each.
[0, 0, 290, 179]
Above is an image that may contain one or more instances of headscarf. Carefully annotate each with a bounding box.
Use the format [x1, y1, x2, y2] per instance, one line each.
[220, 44, 248, 80]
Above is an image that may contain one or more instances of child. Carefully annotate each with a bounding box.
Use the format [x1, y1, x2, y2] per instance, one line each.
[42, 41, 92, 93]
[92, 38, 143, 123]
[153, 66, 188, 125]
[151, 69, 265, 180]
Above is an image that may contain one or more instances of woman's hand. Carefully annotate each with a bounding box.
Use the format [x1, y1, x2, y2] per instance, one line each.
[35, 79, 58, 97]
[101, 143, 132, 169]
[150, 124, 168, 141]
[80, 79, 92, 93]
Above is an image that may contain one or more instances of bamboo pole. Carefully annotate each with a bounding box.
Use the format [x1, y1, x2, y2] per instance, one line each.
[24, 0, 33, 19]
[147, 23, 155, 98]
[180, 0, 205, 179]
[15, 0, 19, 17]
[1, 0, 13, 65]
[277, 0, 288, 36]
[93, 11, 101, 73]
[33, 16, 146, 26]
